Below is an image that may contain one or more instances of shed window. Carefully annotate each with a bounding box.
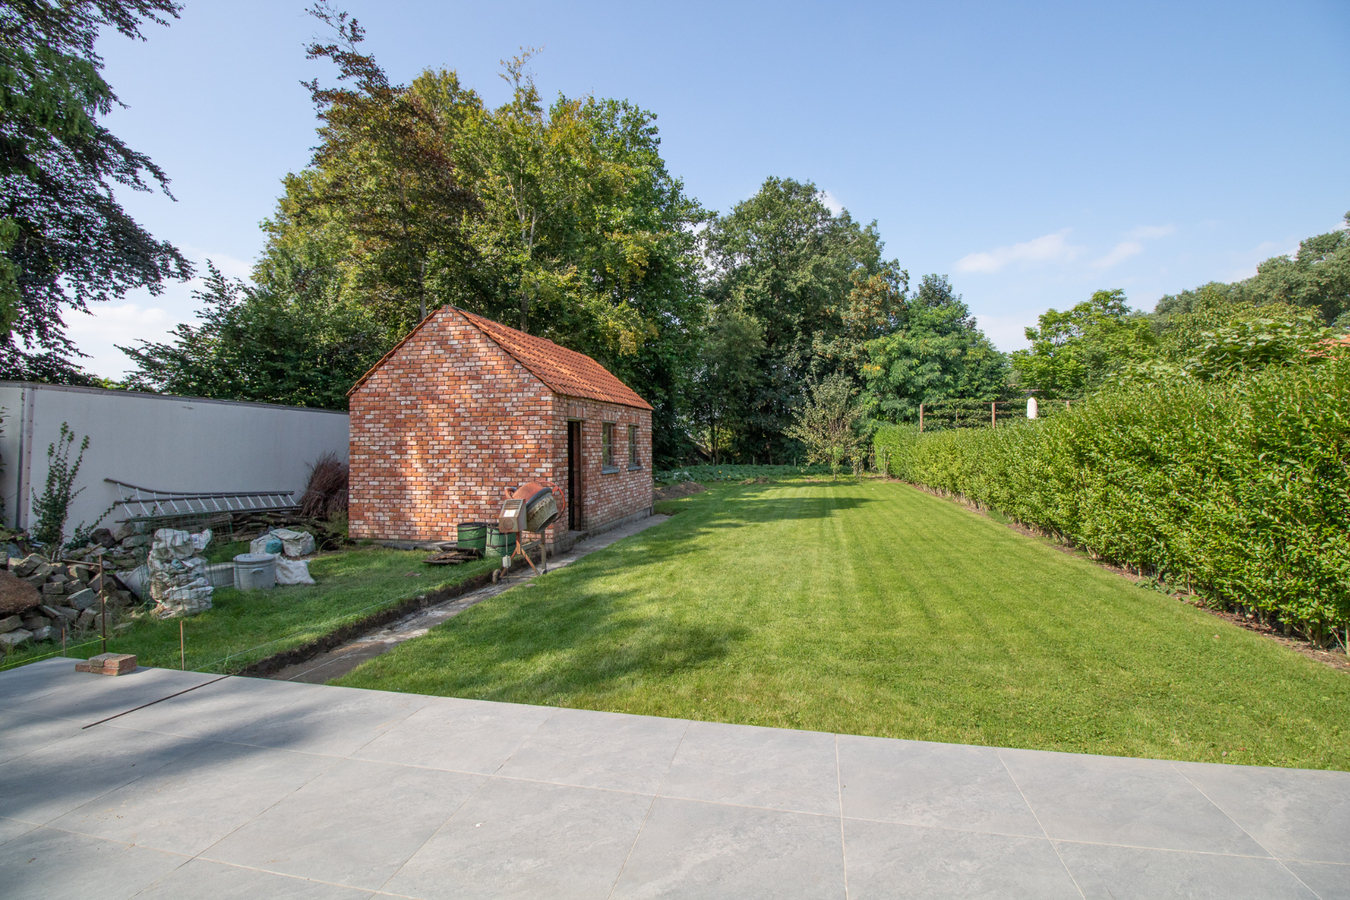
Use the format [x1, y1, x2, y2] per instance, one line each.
[602, 422, 616, 471]
[627, 425, 639, 468]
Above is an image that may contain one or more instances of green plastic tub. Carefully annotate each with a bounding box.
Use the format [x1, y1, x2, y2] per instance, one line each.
[456, 522, 489, 552]
[486, 525, 513, 559]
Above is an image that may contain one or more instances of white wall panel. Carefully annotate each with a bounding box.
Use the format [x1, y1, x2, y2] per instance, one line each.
[0, 383, 349, 534]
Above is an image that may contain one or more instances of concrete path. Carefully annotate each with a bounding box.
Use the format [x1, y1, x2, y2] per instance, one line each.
[1, 658, 1347, 900]
[269, 515, 671, 684]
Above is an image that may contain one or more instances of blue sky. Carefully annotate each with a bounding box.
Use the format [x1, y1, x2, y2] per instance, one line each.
[75, 0, 1350, 377]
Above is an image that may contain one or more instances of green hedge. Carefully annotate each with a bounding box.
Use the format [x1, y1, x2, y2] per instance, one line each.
[874, 357, 1350, 639]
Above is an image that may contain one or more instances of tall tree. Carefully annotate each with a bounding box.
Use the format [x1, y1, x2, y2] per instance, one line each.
[1239, 212, 1350, 326]
[691, 302, 764, 463]
[1011, 289, 1155, 398]
[120, 249, 389, 409]
[282, 2, 480, 333]
[0, 0, 191, 381]
[860, 274, 1007, 423]
[702, 177, 900, 460]
[164, 15, 704, 458]
[1154, 214, 1350, 328]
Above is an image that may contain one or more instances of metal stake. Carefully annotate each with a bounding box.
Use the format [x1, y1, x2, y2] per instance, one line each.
[180, 619, 185, 670]
[99, 557, 107, 656]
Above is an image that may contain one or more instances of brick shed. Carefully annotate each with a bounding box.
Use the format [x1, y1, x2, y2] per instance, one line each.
[347, 307, 653, 550]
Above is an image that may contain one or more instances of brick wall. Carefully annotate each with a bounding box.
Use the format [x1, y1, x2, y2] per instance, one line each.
[349, 308, 652, 545]
[555, 396, 652, 533]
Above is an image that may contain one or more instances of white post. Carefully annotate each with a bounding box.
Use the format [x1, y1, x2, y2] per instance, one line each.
[1027, 397, 1038, 420]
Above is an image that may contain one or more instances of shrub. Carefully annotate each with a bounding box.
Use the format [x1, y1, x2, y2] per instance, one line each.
[875, 357, 1350, 642]
[30, 423, 89, 552]
[299, 451, 349, 519]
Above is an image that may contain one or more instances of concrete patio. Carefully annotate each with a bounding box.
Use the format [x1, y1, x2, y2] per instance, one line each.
[1, 658, 1346, 899]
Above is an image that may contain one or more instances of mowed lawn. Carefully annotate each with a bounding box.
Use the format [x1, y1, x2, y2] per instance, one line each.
[336, 479, 1350, 770]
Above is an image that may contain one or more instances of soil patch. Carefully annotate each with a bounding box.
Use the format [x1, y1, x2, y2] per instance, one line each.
[654, 481, 706, 502]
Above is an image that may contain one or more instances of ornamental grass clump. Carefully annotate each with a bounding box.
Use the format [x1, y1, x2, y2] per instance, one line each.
[874, 355, 1350, 645]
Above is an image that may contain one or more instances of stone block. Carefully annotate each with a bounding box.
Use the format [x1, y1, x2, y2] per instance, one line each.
[22, 573, 45, 586]
[67, 565, 92, 582]
[29, 625, 55, 641]
[31, 562, 54, 580]
[21, 614, 50, 630]
[111, 522, 136, 542]
[0, 629, 32, 650]
[10, 554, 42, 578]
[48, 573, 68, 585]
[0, 614, 21, 634]
[41, 582, 64, 596]
[67, 589, 98, 611]
[41, 605, 78, 621]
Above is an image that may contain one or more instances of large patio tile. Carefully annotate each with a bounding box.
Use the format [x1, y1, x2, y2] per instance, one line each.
[7, 664, 221, 723]
[0, 826, 187, 900]
[0, 814, 37, 845]
[0, 709, 85, 764]
[0, 657, 85, 709]
[659, 720, 839, 815]
[219, 684, 432, 757]
[842, 819, 1081, 900]
[610, 797, 845, 899]
[133, 857, 376, 899]
[493, 706, 688, 794]
[49, 741, 334, 856]
[1055, 840, 1320, 900]
[0, 724, 206, 824]
[384, 777, 652, 900]
[112, 675, 324, 742]
[1281, 861, 1350, 900]
[999, 748, 1268, 854]
[1172, 760, 1350, 864]
[352, 695, 554, 774]
[838, 736, 1043, 836]
[202, 757, 483, 890]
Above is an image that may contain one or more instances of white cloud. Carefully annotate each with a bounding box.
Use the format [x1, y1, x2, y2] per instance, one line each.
[818, 190, 844, 216]
[1124, 224, 1176, 241]
[1092, 241, 1144, 269]
[955, 230, 1080, 274]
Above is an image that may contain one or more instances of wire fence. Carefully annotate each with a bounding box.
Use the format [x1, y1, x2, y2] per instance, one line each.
[0, 636, 107, 672]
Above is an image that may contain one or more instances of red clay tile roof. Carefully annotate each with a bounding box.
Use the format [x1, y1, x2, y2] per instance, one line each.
[458, 309, 652, 410]
[348, 307, 652, 410]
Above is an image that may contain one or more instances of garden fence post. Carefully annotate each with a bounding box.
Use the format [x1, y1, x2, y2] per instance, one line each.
[991, 402, 996, 428]
[919, 404, 924, 433]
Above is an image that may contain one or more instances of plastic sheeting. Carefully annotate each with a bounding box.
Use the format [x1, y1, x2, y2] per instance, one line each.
[274, 556, 315, 585]
[149, 528, 213, 618]
[250, 528, 316, 559]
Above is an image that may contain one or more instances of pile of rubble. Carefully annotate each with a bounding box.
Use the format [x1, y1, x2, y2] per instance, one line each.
[0, 554, 137, 653]
[59, 522, 154, 572]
